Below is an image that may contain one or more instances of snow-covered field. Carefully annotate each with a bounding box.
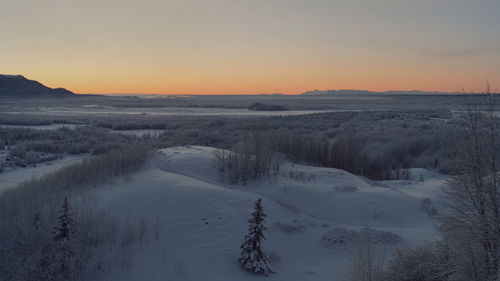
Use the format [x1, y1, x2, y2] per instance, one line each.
[81, 146, 446, 281]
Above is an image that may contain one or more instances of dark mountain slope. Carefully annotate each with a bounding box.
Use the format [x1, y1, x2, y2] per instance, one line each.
[0, 74, 75, 98]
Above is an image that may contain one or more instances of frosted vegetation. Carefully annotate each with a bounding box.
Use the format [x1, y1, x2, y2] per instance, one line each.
[0, 146, 151, 280]
[1, 109, 462, 178]
[1, 93, 500, 280]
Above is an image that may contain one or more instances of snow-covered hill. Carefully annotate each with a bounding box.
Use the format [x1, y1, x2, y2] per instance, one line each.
[91, 146, 445, 281]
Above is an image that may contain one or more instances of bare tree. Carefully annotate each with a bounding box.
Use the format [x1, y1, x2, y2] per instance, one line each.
[385, 243, 451, 281]
[213, 129, 280, 184]
[441, 85, 500, 280]
[342, 234, 385, 281]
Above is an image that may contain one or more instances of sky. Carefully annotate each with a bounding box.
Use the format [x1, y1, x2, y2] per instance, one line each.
[1, 0, 499, 95]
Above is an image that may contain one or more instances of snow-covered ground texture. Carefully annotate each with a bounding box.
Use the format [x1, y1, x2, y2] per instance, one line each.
[92, 146, 445, 281]
[0, 155, 85, 193]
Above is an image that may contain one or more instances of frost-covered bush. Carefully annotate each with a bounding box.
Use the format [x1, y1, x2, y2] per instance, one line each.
[214, 130, 280, 184]
[91, 142, 123, 155]
[385, 243, 450, 281]
[1, 108, 478, 179]
[10, 145, 27, 158]
[0, 126, 152, 170]
[342, 234, 386, 281]
[67, 143, 92, 154]
[439, 95, 500, 281]
[0, 145, 153, 281]
[25, 140, 64, 154]
[322, 228, 401, 249]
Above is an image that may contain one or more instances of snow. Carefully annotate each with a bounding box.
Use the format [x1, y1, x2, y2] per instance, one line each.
[155, 147, 440, 228]
[0, 155, 86, 193]
[380, 168, 448, 199]
[84, 146, 446, 280]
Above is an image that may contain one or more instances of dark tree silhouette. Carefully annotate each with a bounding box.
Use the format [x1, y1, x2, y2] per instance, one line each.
[53, 196, 75, 281]
[32, 206, 41, 231]
[239, 198, 274, 275]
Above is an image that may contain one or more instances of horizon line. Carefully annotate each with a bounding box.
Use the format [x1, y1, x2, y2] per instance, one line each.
[74, 89, 477, 96]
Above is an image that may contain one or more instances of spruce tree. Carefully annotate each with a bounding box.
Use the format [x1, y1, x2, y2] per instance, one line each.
[238, 198, 274, 275]
[53, 196, 75, 281]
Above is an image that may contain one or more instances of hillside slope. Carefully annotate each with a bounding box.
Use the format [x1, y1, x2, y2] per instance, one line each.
[91, 146, 445, 281]
[0, 74, 74, 98]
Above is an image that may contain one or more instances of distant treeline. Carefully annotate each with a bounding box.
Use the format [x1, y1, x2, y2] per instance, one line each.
[1, 109, 471, 179]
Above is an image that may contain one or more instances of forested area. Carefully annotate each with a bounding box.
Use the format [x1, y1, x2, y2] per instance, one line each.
[341, 95, 500, 281]
[3, 95, 500, 280]
[0, 146, 152, 281]
[0, 109, 465, 180]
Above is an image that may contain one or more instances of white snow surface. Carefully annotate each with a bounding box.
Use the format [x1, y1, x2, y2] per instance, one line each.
[89, 146, 446, 281]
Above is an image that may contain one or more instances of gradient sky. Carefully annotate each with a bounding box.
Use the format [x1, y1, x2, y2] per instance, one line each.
[1, 0, 499, 94]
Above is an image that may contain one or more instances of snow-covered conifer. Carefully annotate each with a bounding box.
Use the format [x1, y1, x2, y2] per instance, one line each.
[239, 198, 274, 275]
[53, 196, 75, 281]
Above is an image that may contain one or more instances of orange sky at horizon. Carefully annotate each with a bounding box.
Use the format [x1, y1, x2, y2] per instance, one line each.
[23, 65, 498, 95]
[2, 0, 499, 95]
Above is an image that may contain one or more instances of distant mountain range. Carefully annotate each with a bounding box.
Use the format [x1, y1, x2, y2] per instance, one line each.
[0, 74, 75, 98]
[0, 74, 479, 98]
[301, 89, 463, 96]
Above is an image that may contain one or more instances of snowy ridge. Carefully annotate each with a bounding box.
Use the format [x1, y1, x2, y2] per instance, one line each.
[154, 146, 438, 227]
[92, 146, 445, 281]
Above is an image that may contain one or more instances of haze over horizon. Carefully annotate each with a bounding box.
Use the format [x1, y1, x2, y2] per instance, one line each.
[2, 0, 499, 95]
